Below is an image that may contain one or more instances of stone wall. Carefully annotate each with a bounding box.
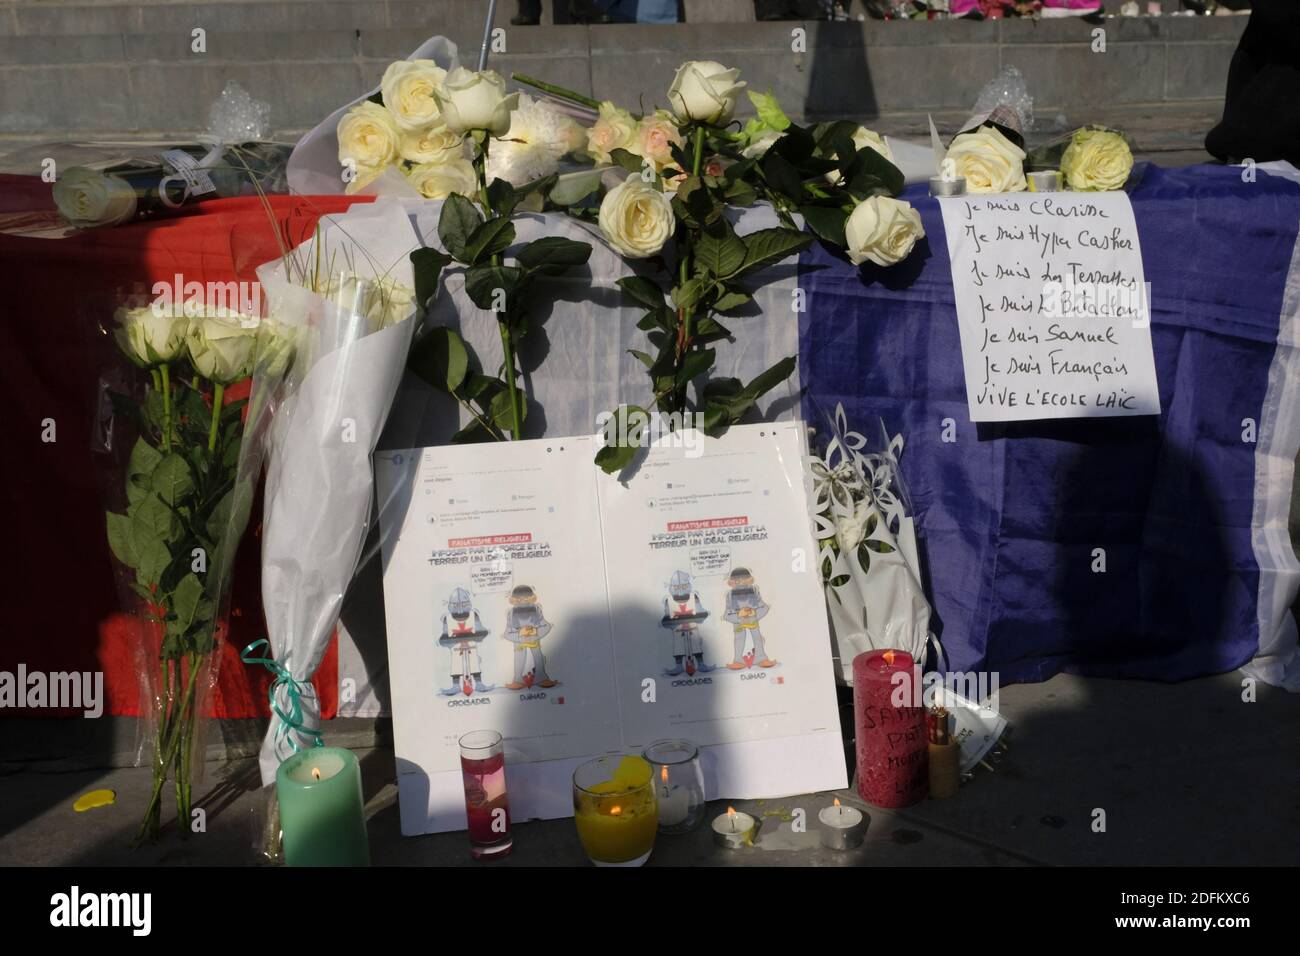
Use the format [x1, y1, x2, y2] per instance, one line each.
[0, 4, 1245, 159]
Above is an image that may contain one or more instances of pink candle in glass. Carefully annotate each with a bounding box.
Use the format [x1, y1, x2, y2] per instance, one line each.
[459, 730, 512, 859]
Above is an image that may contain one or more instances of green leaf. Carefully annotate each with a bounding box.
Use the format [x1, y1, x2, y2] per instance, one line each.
[411, 247, 453, 311]
[106, 512, 136, 568]
[694, 221, 747, 279]
[676, 347, 716, 386]
[409, 325, 470, 393]
[134, 538, 172, 588]
[671, 276, 711, 313]
[723, 178, 758, 206]
[128, 437, 163, 484]
[617, 276, 668, 311]
[693, 316, 731, 343]
[516, 236, 592, 275]
[464, 264, 525, 313]
[748, 90, 790, 132]
[845, 145, 905, 199]
[438, 193, 483, 263]
[595, 442, 637, 475]
[627, 348, 655, 369]
[636, 308, 672, 332]
[713, 289, 751, 314]
[762, 149, 805, 202]
[800, 204, 848, 247]
[488, 387, 526, 433]
[171, 573, 205, 632]
[734, 228, 813, 279]
[609, 148, 648, 176]
[463, 216, 516, 266]
[149, 454, 194, 507]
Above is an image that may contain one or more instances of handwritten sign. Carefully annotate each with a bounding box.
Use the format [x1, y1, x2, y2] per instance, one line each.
[939, 192, 1160, 422]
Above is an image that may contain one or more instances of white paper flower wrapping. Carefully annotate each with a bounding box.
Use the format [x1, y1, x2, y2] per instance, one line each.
[252, 199, 420, 782]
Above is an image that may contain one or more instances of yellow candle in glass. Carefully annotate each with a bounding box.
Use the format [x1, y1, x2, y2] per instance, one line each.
[573, 756, 659, 866]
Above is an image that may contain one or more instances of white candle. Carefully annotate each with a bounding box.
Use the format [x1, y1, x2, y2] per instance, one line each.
[818, 800, 867, 850]
[657, 784, 690, 827]
[711, 807, 758, 849]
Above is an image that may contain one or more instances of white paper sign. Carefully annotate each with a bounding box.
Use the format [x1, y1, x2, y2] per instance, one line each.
[375, 423, 847, 835]
[939, 192, 1161, 422]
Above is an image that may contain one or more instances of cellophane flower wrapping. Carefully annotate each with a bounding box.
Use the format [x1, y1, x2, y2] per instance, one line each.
[96, 291, 264, 842]
[251, 197, 420, 784]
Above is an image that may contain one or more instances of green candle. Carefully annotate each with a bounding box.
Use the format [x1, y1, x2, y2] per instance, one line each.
[276, 746, 369, 867]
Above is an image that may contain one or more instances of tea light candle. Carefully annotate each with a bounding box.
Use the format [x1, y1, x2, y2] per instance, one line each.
[711, 806, 758, 849]
[1027, 170, 1062, 192]
[929, 176, 966, 197]
[276, 746, 369, 867]
[818, 798, 867, 850]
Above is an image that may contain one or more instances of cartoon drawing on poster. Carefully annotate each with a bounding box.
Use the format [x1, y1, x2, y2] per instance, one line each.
[722, 567, 777, 670]
[503, 584, 559, 689]
[437, 587, 495, 697]
[659, 570, 715, 677]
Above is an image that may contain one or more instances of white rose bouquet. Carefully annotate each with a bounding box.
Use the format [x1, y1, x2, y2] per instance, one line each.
[512, 64, 923, 472]
[102, 297, 281, 844]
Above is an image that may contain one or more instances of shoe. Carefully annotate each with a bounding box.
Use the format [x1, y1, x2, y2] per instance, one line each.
[505, 681, 525, 690]
[538, 679, 559, 688]
[474, 679, 494, 693]
[438, 684, 460, 696]
[758, 658, 777, 668]
[664, 664, 684, 676]
[726, 661, 745, 670]
[696, 661, 715, 673]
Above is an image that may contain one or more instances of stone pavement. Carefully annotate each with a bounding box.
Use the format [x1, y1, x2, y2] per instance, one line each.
[2, 670, 1296, 866]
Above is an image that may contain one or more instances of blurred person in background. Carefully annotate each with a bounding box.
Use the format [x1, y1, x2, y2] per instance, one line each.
[1206, 0, 1298, 165]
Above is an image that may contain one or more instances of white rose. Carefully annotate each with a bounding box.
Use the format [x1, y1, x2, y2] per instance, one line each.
[597, 178, 674, 259]
[404, 158, 477, 200]
[585, 101, 638, 165]
[435, 68, 518, 137]
[844, 195, 925, 268]
[944, 126, 1027, 194]
[113, 304, 189, 366]
[186, 311, 259, 384]
[379, 59, 447, 132]
[835, 500, 877, 553]
[851, 126, 894, 162]
[399, 125, 464, 165]
[327, 275, 416, 331]
[337, 101, 401, 174]
[1059, 128, 1133, 192]
[52, 167, 137, 228]
[253, 318, 299, 379]
[667, 60, 746, 125]
[741, 129, 782, 159]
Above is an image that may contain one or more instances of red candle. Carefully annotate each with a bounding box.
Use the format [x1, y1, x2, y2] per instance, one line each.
[853, 649, 929, 808]
[459, 730, 512, 859]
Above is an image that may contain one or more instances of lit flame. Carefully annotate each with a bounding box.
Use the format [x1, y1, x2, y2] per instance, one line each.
[661, 765, 669, 784]
[833, 797, 841, 808]
[883, 650, 896, 666]
[311, 767, 322, 781]
[726, 806, 736, 818]
[609, 805, 622, 816]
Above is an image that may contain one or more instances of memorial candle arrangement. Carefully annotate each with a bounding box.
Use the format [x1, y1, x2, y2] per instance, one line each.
[853, 649, 929, 808]
[275, 746, 369, 867]
[459, 730, 512, 859]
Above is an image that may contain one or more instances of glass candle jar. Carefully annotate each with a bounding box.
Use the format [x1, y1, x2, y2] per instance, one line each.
[641, 739, 706, 833]
[572, 755, 658, 867]
[459, 730, 512, 859]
